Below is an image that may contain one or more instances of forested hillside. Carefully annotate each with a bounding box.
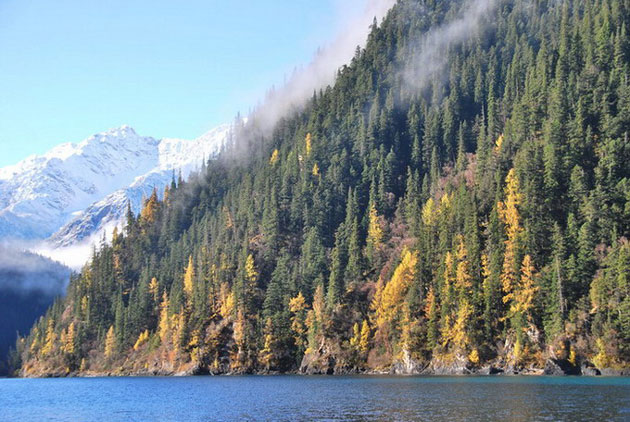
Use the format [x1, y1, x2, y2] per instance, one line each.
[0, 248, 69, 375]
[16, 0, 630, 377]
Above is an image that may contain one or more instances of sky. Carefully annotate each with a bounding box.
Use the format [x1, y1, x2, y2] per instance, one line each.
[0, 0, 376, 168]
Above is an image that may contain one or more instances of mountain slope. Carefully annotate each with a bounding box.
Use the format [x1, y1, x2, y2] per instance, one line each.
[0, 247, 69, 374]
[17, 0, 630, 378]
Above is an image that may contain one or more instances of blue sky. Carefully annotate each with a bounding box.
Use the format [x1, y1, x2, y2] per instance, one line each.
[0, 0, 372, 167]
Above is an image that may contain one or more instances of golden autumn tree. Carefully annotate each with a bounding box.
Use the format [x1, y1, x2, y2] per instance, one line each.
[40, 318, 56, 358]
[219, 287, 235, 319]
[350, 319, 370, 354]
[172, 312, 187, 354]
[245, 254, 258, 287]
[350, 322, 361, 350]
[359, 319, 370, 353]
[372, 249, 418, 350]
[305, 284, 326, 353]
[29, 327, 40, 356]
[305, 133, 312, 156]
[507, 253, 540, 363]
[454, 236, 473, 296]
[398, 304, 414, 356]
[231, 309, 251, 370]
[183, 255, 195, 300]
[511, 254, 539, 324]
[104, 325, 116, 358]
[289, 292, 308, 352]
[140, 188, 160, 225]
[269, 148, 279, 165]
[259, 317, 276, 369]
[440, 298, 474, 356]
[438, 236, 477, 360]
[158, 292, 170, 344]
[223, 206, 234, 229]
[498, 169, 523, 308]
[366, 204, 384, 263]
[149, 277, 159, 305]
[421, 197, 436, 226]
[60, 322, 76, 355]
[133, 329, 150, 351]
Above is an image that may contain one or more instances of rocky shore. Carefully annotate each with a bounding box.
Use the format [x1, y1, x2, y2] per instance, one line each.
[21, 356, 630, 378]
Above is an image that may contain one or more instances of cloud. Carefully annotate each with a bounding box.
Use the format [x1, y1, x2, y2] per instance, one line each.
[244, 0, 397, 135]
[33, 239, 96, 272]
[402, 0, 500, 94]
[0, 243, 70, 295]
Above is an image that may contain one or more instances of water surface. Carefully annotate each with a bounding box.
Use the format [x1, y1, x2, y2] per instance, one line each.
[1, 375, 629, 421]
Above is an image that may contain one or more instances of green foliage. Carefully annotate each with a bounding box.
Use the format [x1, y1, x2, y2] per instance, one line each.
[18, 0, 630, 375]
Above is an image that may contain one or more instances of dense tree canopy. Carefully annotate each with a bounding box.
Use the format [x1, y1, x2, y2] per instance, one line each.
[16, 0, 630, 376]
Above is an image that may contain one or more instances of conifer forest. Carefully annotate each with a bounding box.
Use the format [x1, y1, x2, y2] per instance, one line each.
[14, 0, 630, 377]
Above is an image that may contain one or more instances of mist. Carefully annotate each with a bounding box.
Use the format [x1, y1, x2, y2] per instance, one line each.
[402, 0, 500, 94]
[243, 0, 396, 135]
[0, 243, 70, 296]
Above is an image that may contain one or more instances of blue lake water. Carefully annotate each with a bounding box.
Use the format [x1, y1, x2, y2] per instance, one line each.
[0, 375, 629, 421]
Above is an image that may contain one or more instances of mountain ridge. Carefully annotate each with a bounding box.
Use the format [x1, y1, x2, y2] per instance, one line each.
[0, 123, 231, 265]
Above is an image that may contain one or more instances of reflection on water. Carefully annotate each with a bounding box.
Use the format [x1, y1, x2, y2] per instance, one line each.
[0, 376, 629, 422]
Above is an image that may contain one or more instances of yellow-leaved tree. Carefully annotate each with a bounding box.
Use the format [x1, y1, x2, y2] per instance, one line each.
[140, 188, 160, 225]
[350, 319, 370, 354]
[305, 284, 325, 354]
[259, 318, 276, 369]
[511, 254, 539, 323]
[498, 169, 523, 307]
[133, 329, 150, 351]
[438, 236, 477, 361]
[158, 292, 170, 344]
[289, 292, 308, 352]
[60, 322, 75, 355]
[372, 249, 418, 353]
[305, 133, 312, 156]
[183, 255, 195, 300]
[220, 287, 235, 319]
[104, 325, 116, 358]
[149, 277, 159, 305]
[269, 149, 279, 165]
[40, 318, 56, 357]
[367, 204, 384, 264]
[245, 254, 258, 287]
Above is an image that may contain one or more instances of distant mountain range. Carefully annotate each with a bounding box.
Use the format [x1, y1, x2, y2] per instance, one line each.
[0, 124, 230, 267]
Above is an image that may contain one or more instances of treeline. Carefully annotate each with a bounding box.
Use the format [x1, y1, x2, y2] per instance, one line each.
[15, 0, 630, 376]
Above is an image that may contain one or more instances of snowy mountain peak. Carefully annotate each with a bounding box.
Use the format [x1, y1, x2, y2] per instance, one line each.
[0, 123, 231, 256]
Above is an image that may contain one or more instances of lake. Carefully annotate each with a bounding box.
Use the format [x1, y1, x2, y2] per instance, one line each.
[0, 376, 629, 421]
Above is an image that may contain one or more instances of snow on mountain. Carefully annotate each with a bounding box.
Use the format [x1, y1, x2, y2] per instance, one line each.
[0, 124, 231, 268]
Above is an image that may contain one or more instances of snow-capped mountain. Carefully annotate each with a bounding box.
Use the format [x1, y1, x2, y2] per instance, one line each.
[0, 124, 230, 267]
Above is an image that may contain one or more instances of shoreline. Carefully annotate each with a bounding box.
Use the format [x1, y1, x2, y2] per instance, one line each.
[18, 365, 630, 379]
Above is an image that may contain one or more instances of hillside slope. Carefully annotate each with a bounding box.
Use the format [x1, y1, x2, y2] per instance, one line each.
[0, 248, 69, 374]
[18, 0, 630, 377]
